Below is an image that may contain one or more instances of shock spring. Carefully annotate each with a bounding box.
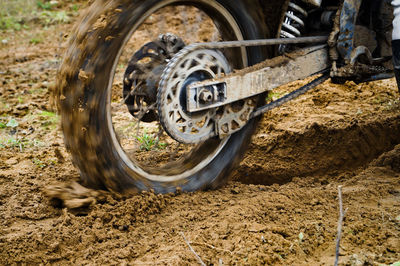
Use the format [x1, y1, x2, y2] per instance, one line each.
[279, 1, 308, 54]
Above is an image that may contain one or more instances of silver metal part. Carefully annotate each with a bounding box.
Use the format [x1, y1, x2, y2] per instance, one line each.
[302, 0, 322, 7]
[158, 36, 330, 143]
[198, 89, 214, 103]
[187, 45, 330, 112]
[157, 49, 231, 144]
[178, 36, 328, 50]
[280, 2, 308, 39]
[279, 1, 309, 54]
[350, 46, 373, 65]
[216, 98, 257, 138]
[250, 72, 330, 119]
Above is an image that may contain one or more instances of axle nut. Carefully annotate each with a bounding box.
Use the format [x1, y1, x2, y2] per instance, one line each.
[198, 89, 213, 103]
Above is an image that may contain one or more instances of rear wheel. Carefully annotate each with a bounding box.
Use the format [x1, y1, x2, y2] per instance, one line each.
[57, 0, 274, 193]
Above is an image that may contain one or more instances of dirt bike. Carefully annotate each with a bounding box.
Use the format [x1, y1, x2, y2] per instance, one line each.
[56, 0, 400, 194]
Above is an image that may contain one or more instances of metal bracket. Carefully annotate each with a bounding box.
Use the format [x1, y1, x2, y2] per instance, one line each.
[336, 0, 362, 63]
[186, 45, 330, 113]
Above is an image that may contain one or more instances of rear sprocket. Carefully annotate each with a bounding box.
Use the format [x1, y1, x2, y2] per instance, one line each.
[157, 48, 257, 144]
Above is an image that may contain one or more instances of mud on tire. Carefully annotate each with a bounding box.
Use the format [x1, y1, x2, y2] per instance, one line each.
[56, 0, 280, 193]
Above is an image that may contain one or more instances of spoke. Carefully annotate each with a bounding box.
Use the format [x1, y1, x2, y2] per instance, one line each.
[217, 66, 222, 76]
[192, 125, 201, 131]
[175, 122, 187, 127]
[121, 80, 143, 105]
[202, 53, 213, 63]
[184, 126, 192, 133]
[168, 80, 180, 94]
[182, 59, 193, 72]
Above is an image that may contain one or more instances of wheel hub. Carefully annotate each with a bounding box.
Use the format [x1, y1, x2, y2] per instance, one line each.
[123, 33, 185, 122]
[157, 48, 231, 144]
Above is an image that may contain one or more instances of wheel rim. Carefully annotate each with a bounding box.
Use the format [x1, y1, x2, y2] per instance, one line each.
[106, 0, 248, 182]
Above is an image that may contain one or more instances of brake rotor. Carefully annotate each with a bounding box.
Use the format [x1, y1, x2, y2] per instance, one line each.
[123, 33, 185, 122]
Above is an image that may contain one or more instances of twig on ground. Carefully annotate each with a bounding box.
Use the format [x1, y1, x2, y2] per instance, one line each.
[334, 185, 348, 266]
[180, 232, 206, 266]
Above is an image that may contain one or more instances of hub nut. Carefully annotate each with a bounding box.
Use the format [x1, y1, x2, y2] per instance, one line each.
[198, 89, 213, 104]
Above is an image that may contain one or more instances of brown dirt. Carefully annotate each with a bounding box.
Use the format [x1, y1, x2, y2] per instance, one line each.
[1, 4, 400, 266]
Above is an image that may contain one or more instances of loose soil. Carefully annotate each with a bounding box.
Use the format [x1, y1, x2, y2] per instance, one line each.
[1, 3, 400, 265]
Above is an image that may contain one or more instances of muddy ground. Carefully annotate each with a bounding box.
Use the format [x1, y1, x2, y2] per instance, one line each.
[1, 2, 400, 265]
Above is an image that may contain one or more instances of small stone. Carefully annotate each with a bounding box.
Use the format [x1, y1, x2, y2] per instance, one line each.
[231, 187, 240, 194]
[386, 237, 400, 253]
[5, 158, 18, 165]
[248, 223, 267, 232]
[118, 225, 129, 231]
[310, 198, 320, 206]
[49, 241, 59, 250]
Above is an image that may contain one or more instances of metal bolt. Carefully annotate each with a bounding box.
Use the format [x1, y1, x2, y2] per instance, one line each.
[198, 89, 213, 103]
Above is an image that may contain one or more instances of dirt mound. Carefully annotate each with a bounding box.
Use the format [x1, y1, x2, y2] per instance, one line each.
[237, 115, 400, 185]
[371, 143, 400, 171]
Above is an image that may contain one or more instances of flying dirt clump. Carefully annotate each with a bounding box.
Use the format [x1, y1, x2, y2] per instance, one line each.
[44, 181, 171, 225]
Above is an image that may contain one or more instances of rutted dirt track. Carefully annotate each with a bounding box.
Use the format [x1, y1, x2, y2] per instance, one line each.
[1, 2, 400, 265]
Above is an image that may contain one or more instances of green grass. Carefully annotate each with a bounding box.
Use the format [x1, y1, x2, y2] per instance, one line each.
[29, 37, 42, 44]
[38, 110, 59, 129]
[40, 110, 57, 118]
[70, 4, 80, 12]
[266, 91, 286, 102]
[17, 96, 24, 103]
[32, 157, 57, 168]
[0, 135, 26, 151]
[0, 0, 36, 31]
[0, 113, 55, 151]
[36, 0, 55, 11]
[32, 157, 45, 168]
[0, 16, 23, 31]
[0, 134, 47, 151]
[0, 97, 10, 111]
[38, 10, 70, 26]
[6, 118, 18, 128]
[136, 132, 167, 151]
[0, 0, 71, 31]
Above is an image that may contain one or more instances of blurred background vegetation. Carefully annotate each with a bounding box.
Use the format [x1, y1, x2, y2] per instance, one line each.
[0, 0, 84, 31]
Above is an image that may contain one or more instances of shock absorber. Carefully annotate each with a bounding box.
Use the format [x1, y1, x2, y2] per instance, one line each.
[279, 0, 309, 54]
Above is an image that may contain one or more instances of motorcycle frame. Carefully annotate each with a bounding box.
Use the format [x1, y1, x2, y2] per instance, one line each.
[337, 0, 363, 62]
